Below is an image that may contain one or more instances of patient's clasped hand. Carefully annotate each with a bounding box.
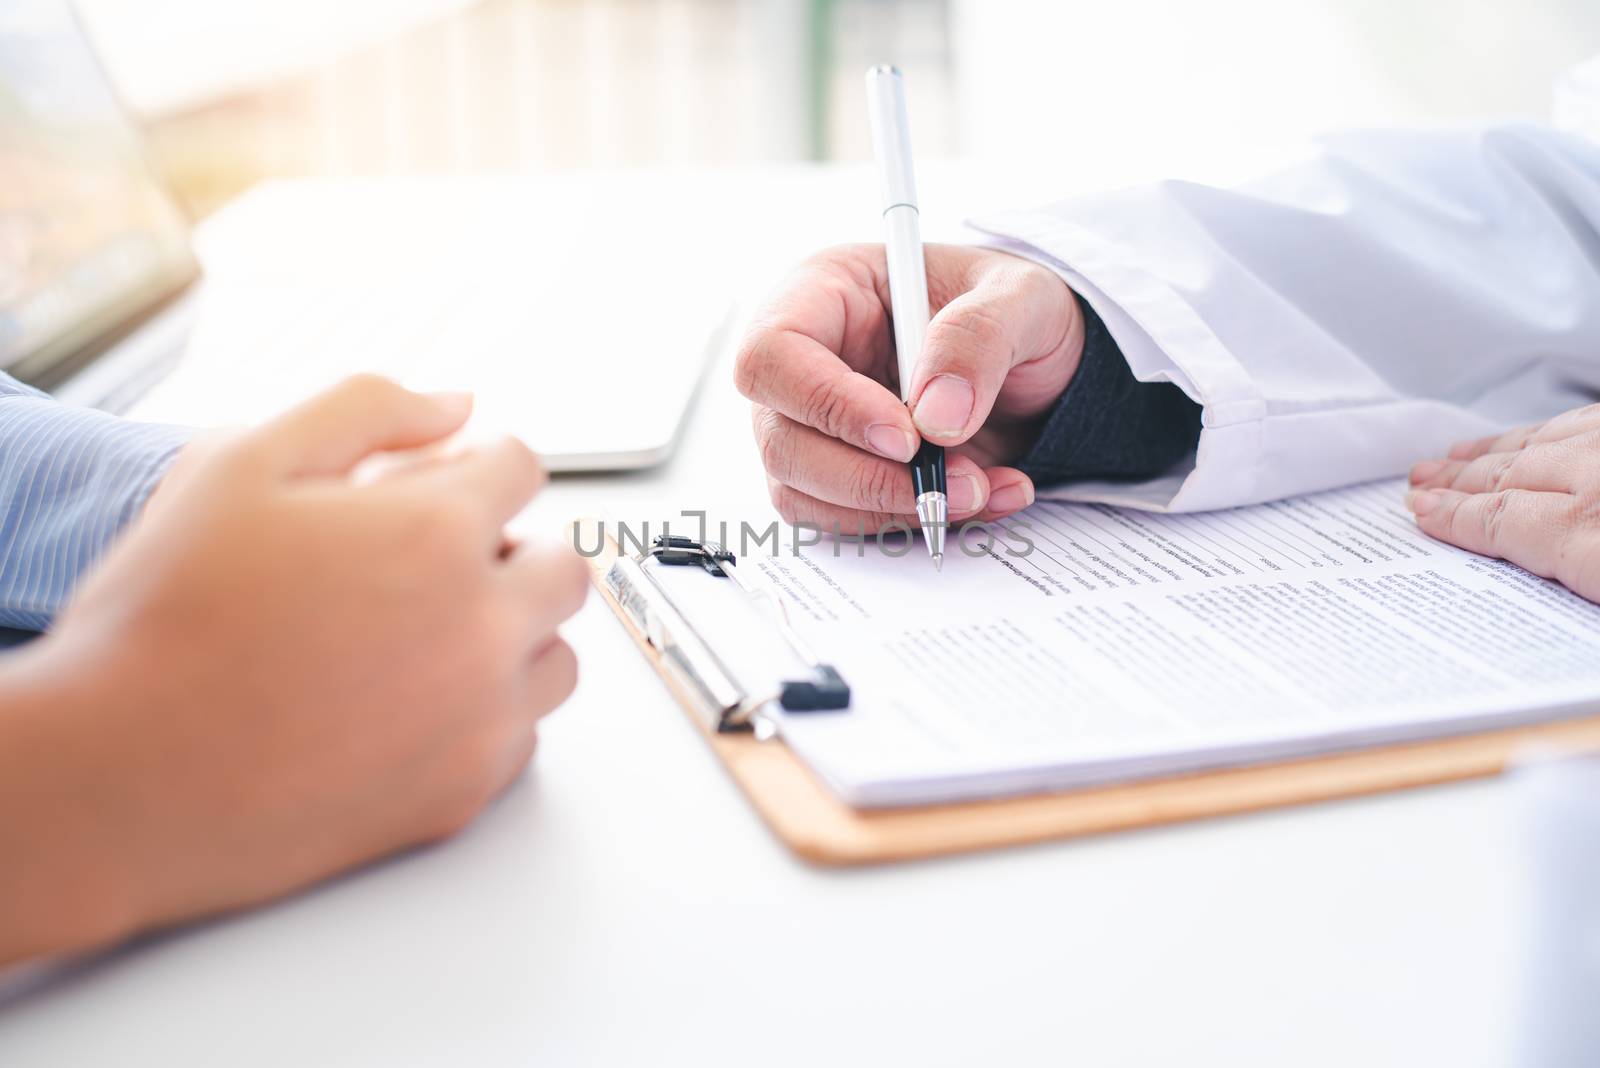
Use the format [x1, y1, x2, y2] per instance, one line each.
[0, 377, 585, 965]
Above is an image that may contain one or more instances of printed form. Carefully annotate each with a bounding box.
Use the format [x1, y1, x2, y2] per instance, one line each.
[706, 479, 1600, 807]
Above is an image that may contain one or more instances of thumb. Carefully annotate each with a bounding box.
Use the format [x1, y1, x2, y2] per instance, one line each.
[908, 264, 1080, 446]
[258, 374, 474, 477]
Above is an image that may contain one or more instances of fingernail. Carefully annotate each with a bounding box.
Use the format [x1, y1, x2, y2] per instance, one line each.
[913, 375, 975, 440]
[1406, 490, 1441, 516]
[865, 423, 916, 462]
[1409, 459, 1445, 485]
[988, 480, 1034, 515]
[427, 390, 474, 413]
[950, 473, 983, 511]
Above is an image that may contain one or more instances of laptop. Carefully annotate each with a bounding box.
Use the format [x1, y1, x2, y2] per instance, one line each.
[0, 1, 724, 470]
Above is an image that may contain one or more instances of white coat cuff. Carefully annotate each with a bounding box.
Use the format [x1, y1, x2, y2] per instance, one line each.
[966, 209, 1266, 512]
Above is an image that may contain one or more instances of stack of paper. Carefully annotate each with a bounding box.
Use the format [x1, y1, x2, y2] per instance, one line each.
[655, 478, 1600, 809]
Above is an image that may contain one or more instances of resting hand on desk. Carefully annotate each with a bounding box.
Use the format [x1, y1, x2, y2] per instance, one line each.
[736, 244, 1084, 532]
[0, 375, 586, 965]
[1408, 405, 1600, 603]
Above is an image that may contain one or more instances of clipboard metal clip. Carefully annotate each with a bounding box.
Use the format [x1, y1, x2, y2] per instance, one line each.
[604, 534, 851, 735]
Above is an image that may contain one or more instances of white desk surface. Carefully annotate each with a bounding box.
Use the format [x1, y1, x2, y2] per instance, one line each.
[0, 164, 1529, 1067]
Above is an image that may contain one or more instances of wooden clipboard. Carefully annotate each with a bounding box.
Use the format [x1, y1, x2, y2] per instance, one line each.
[578, 519, 1600, 866]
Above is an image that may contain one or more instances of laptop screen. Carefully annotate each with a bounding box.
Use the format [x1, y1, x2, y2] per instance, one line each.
[0, 1, 198, 387]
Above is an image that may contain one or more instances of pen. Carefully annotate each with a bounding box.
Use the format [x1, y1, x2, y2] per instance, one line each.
[865, 64, 947, 571]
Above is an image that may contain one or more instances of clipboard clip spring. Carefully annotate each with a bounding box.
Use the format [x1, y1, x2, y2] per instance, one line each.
[604, 534, 851, 735]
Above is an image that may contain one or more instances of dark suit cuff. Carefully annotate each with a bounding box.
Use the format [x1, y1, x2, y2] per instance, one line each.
[1017, 296, 1202, 488]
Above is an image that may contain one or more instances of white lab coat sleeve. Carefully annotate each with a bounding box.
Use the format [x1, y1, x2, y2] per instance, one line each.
[968, 123, 1600, 512]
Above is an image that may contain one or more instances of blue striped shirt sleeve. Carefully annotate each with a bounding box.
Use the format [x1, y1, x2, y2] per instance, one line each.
[0, 372, 190, 632]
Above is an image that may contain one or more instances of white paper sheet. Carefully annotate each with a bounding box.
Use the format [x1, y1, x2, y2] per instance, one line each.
[654, 479, 1600, 808]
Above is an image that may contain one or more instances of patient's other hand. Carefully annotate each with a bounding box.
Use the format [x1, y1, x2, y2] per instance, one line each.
[735, 244, 1083, 534]
[1406, 404, 1600, 602]
[0, 376, 586, 964]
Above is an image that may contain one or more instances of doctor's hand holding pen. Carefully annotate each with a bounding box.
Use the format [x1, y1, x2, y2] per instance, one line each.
[735, 243, 1083, 536]
[1408, 406, 1600, 604]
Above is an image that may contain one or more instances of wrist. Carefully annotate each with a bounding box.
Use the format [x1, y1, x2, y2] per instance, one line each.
[134, 437, 193, 521]
[0, 640, 145, 964]
[1013, 294, 1202, 488]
